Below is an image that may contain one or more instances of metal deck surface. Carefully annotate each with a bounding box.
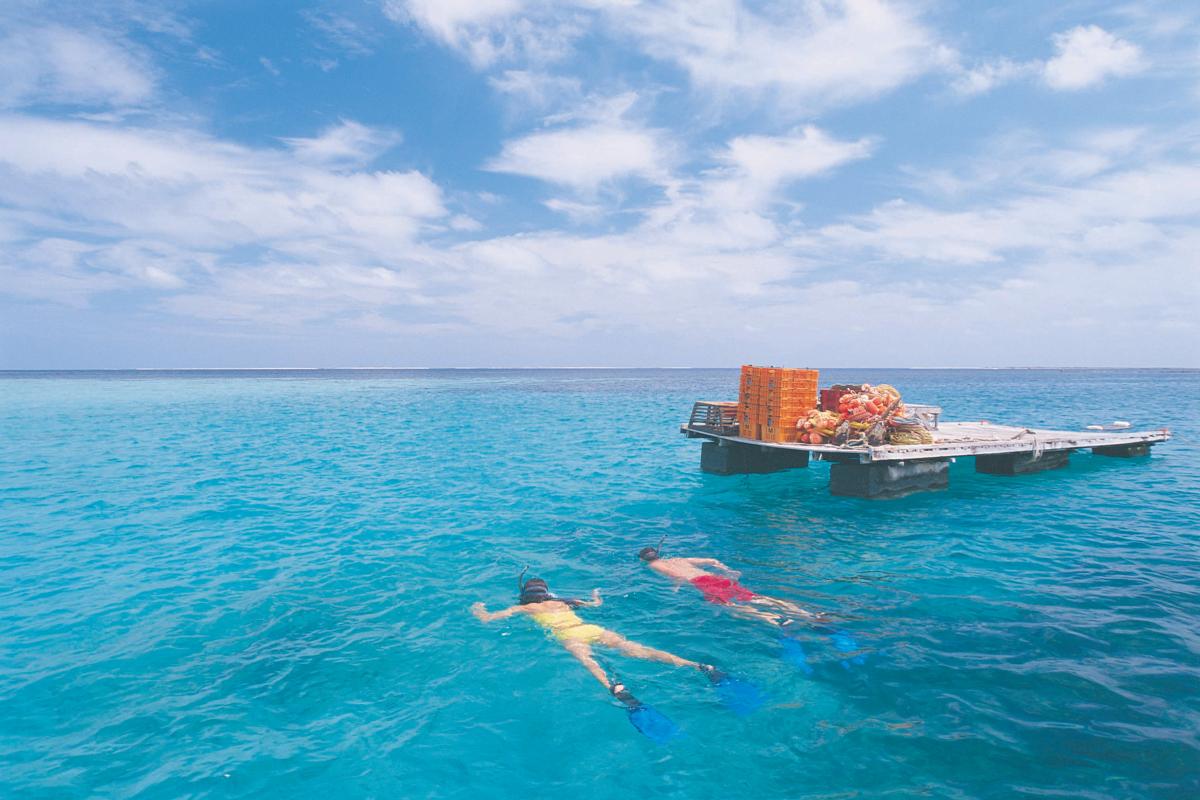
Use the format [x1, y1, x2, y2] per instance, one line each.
[681, 420, 1171, 463]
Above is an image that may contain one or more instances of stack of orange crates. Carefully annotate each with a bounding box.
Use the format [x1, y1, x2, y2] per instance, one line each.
[737, 365, 819, 443]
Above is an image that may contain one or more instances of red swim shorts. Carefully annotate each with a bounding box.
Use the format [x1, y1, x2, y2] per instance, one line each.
[690, 575, 756, 605]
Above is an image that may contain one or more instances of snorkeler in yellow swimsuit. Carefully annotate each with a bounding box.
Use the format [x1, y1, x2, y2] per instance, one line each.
[471, 572, 718, 707]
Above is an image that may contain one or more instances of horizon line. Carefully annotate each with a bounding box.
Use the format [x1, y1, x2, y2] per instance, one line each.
[1, 366, 1197, 372]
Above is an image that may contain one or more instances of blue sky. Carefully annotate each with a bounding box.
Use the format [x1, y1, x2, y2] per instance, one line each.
[0, 0, 1197, 368]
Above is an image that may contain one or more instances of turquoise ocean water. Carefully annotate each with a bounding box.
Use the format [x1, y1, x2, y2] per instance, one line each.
[1, 369, 1198, 799]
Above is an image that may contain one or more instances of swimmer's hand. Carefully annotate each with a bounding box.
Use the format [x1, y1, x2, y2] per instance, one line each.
[591, 589, 602, 606]
[692, 558, 739, 577]
[472, 602, 521, 623]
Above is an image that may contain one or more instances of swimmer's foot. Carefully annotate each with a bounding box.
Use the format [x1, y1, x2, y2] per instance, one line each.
[699, 664, 728, 685]
[780, 614, 832, 634]
[779, 618, 811, 637]
[610, 682, 640, 708]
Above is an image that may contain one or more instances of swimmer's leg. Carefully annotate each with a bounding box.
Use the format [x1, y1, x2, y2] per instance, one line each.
[565, 640, 681, 741]
[749, 594, 821, 620]
[724, 602, 788, 627]
[599, 633, 764, 714]
[561, 640, 614, 690]
[598, 631, 703, 670]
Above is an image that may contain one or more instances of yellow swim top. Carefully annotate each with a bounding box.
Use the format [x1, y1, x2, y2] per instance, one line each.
[529, 608, 606, 644]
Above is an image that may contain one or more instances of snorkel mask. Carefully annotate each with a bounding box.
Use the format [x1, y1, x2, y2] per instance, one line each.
[638, 534, 667, 562]
[517, 567, 555, 604]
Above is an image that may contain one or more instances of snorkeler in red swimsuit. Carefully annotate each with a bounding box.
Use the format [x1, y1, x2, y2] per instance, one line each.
[639, 542, 863, 673]
[638, 544, 821, 625]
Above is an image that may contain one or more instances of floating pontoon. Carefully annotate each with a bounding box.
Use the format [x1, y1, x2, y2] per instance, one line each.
[681, 401, 1170, 498]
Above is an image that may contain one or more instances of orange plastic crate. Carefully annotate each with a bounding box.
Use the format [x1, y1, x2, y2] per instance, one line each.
[760, 399, 816, 412]
[763, 425, 799, 443]
[736, 366, 820, 423]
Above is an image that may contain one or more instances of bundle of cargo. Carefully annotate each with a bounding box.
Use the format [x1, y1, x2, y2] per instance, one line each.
[738, 365, 819, 443]
[836, 384, 904, 421]
[826, 383, 906, 446]
[818, 384, 861, 414]
[888, 418, 935, 445]
[797, 410, 840, 445]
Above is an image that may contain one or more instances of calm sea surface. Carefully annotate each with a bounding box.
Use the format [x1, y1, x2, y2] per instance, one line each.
[1, 369, 1198, 799]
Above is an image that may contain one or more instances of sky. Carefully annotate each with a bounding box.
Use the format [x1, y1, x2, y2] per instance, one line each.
[0, 0, 1197, 368]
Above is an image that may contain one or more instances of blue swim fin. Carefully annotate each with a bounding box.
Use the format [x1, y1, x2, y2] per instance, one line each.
[714, 676, 766, 716]
[830, 629, 867, 668]
[703, 667, 766, 716]
[627, 704, 680, 743]
[778, 636, 814, 675]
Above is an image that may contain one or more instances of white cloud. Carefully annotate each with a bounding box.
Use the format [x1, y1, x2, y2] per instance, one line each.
[282, 120, 402, 166]
[951, 59, 1035, 96]
[0, 116, 442, 244]
[385, 0, 521, 44]
[449, 229, 801, 336]
[487, 108, 870, 209]
[302, 10, 375, 57]
[902, 127, 1151, 197]
[600, 125, 873, 250]
[385, 0, 578, 67]
[543, 197, 606, 222]
[1043, 25, 1143, 90]
[709, 126, 875, 208]
[0, 25, 155, 109]
[456, 127, 875, 339]
[0, 236, 212, 308]
[487, 70, 582, 112]
[0, 114, 448, 319]
[610, 0, 943, 108]
[813, 133, 1200, 267]
[388, 0, 943, 111]
[955, 25, 1144, 96]
[485, 123, 668, 190]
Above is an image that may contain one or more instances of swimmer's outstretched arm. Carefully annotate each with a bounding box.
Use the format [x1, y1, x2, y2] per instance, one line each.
[575, 589, 603, 607]
[686, 558, 740, 577]
[471, 602, 525, 623]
